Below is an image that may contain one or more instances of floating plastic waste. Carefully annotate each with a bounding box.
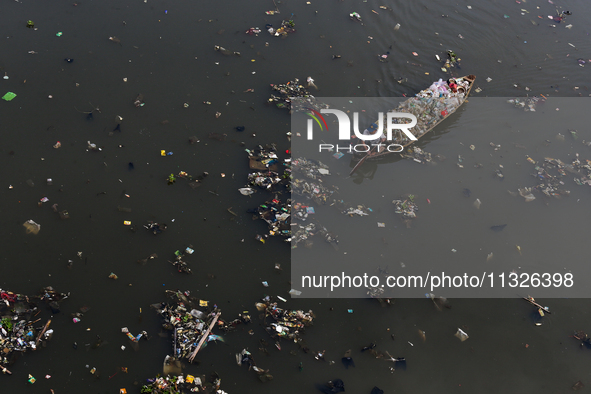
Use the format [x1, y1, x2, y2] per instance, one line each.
[455, 328, 469, 341]
[23, 220, 40, 234]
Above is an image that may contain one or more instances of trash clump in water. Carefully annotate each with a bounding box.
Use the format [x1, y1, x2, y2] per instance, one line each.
[23, 220, 40, 234]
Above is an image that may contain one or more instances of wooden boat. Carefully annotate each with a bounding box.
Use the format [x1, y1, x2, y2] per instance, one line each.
[350, 75, 475, 174]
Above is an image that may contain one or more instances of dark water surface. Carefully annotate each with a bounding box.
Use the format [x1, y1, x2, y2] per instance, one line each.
[2, 0, 591, 393]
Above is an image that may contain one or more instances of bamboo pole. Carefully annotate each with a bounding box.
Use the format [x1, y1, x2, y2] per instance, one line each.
[523, 297, 551, 314]
[188, 312, 221, 363]
[35, 319, 51, 347]
[349, 145, 377, 176]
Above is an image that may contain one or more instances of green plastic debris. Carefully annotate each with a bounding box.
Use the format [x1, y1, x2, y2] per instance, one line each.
[26, 20, 34, 28]
[56, 32, 63, 37]
[2, 92, 16, 101]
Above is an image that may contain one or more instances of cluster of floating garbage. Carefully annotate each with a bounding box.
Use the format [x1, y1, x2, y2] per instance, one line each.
[140, 372, 228, 394]
[392, 195, 419, 225]
[9, 6, 589, 392]
[12, 48, 587, 394]
[400, 146, 434, 164]
[0, 287, 64, 375]
[257, 295, 314, 342]
[266, 19, 296, 37]
[289, 157, 375, 247]
[138, 292, 315, 390]
[291, 157, 370, 216]
[1, 281, 558, 392]
[273, 155, 389, 246]
[512, 152, 591, 202]
[168, 245, 195, 274]
[399, 146, 446, 164]
[244, 145, 290, 191]
[244, 153, 337, 246]
[248, 172, 284, 189]
[268, 78, 325, 111]
[245, 19, 296, 38]
[291, 215, 339, 249]
[151, 290, 222, 362]
[251, 199, 291, 242]
[290, 219, 338, 248]
[292, 177, 333, 205]
[166, 170, 210, 189]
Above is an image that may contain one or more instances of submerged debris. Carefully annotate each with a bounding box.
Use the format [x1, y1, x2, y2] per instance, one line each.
[517, 187, 536, 202]
[37, 286, 69, 314]
[571, 331, 591, 349]
[507, 96, 545, 112]
[214, 45, 240, 56]
[318, 378, 345, 394]
[133, 93, 145, 107]
[428, 292, 451, 311]
[23, 220, 41, 234]
[144, 221, 168, 235]
[236, 349, 273, 382]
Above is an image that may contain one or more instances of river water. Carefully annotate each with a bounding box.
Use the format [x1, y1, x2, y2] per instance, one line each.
[1, 0, 591, 392]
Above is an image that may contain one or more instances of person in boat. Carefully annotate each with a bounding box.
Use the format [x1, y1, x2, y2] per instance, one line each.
[447, 78, 458, 93]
